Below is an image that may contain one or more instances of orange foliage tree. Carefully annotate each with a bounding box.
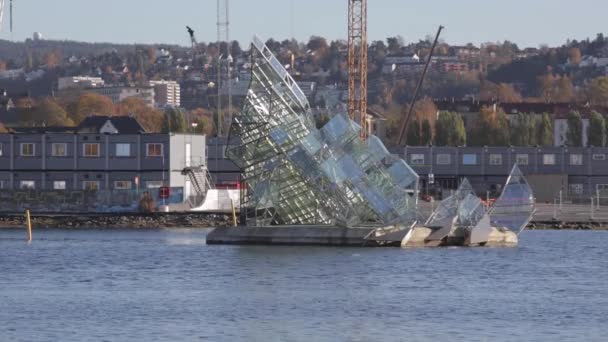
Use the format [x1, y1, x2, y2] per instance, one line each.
[67, 93, 116, 124]
[116, 98, 164, 133]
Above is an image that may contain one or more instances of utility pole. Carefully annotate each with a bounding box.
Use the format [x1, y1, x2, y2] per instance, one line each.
[348, 0, 368, 140]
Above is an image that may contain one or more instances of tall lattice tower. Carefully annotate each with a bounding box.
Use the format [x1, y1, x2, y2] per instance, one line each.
[348, 0, 368, 139]
[217, 0, 231, 137]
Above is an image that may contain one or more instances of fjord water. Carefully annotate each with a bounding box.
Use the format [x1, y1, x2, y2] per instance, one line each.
[1, 229, 606, 342]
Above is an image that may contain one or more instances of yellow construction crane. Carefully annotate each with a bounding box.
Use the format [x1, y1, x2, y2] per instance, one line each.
[348, 0, 368, 140]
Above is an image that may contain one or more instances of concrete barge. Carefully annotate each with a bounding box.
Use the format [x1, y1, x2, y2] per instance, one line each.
[206, 225, 518, 248]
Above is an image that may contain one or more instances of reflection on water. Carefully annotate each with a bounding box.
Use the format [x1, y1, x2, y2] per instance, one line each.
[1, 229, 607, 341]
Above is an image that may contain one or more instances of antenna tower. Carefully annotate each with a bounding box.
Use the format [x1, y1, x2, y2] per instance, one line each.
[217, 0, 231, 137]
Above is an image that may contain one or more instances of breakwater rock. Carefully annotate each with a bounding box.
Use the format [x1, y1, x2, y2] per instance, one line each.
[529, 221, 608, 231]
[0, 213, 232, 229]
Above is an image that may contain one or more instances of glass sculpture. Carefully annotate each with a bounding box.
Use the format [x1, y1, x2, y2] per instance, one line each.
[227, 36, 420, 227]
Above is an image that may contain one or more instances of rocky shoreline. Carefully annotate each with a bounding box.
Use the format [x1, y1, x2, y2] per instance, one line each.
[0, 214, 607, 230]
[0, 213, 233, 229]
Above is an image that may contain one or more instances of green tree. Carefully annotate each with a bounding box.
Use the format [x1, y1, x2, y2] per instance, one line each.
[566, 111, 583, 146]
[538, 113, 553, 146]
[406, 119, 421, 146]
[420, 119, 432, 146]
[162, 107, 187, 133]
[588, 111, 606, 147]
[435, 112, 466, 146]
[511, 113, 537, 146]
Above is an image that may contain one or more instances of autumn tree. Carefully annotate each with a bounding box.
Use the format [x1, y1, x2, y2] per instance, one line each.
[588, 111, 606, 147]
[67, 93, 116, 124]
[469, 107, 510, 146]
[497, 83, 523, 102]
[566, 111, 583, 147]
[116, 98, 164, 133]
[19, 98, 74, 127]
[538, 113, 554, 146]
[586, 76, 608, 105]
[434, 111, 466, 146]
[0, 60, 6, 72]
[0, 121, 8, 133]
[568, 47, 582, 65]
[189, 108, 216, 136]
[43, 50, 62, 69]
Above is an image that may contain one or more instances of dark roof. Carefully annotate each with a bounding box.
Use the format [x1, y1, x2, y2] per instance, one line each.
[77, 115, 146, 134]
[9, 126, 76, 134]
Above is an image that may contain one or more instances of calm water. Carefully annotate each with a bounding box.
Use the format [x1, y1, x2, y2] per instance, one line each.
[0, 229, 607, 342]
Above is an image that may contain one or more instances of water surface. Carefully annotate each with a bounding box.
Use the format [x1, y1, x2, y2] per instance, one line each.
[1, 229, 606, 341]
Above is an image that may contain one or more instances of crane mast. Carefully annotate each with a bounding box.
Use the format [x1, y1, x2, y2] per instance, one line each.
[348, 0, 368, 140]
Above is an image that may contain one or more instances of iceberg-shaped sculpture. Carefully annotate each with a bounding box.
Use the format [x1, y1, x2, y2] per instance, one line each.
[227, 36, 419, 227]
[489, 165, 536, 234]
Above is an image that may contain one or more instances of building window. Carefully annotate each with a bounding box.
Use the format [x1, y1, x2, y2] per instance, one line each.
[0, 143, 3, 156]
[147, 143, 163, 157]
[462, 154, 477, 165]
[489, 154, 503, 165]
[83, 181, 100, 191]
[53, 181, 66, 190]
[543, 154, 556, 165]
[593, 154, 606, 161]
[20, 181, 35, 190]
[146, 181, 163, 189]
[83, 143, 100, 157]
[569, 184, 584, 195]
[114, 181, 132, 190]
[597, 184, 608, 195]
[116, 143, 131, 157]
[569, 154, 583, 166]
[0, 180, 4, 189]
[410, 154, 425, 165]
[21, 143, 35, 157]
[436, 154, 451, 165]
[52, 143, 67, 157]
[516, 154, 529, 165]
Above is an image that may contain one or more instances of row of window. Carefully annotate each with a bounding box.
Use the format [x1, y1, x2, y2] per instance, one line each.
[410, 153, 605, 166]
[3, 180, 165, 191]
[0, 143, 164, 158]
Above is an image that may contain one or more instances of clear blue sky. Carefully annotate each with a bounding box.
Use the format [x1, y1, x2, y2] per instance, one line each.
[2, 0, 607, 48]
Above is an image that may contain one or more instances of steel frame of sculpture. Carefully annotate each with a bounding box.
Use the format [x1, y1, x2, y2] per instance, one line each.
[227, 36, 419, 227]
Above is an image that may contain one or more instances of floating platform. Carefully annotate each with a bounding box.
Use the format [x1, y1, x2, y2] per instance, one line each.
[206, 225, 518, 248]
[206, 225, 377, 247]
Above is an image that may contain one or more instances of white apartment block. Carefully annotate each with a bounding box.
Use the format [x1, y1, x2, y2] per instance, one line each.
[150, 80, 181, 108]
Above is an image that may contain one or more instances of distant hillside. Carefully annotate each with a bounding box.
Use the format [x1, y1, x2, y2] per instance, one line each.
[0, 39, 184, 69]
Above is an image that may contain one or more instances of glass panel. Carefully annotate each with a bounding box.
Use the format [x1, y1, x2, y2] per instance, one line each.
[490, 165, 535, 234]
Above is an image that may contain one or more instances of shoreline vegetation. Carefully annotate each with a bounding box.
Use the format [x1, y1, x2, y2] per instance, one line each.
[0, 214, 607, 230]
